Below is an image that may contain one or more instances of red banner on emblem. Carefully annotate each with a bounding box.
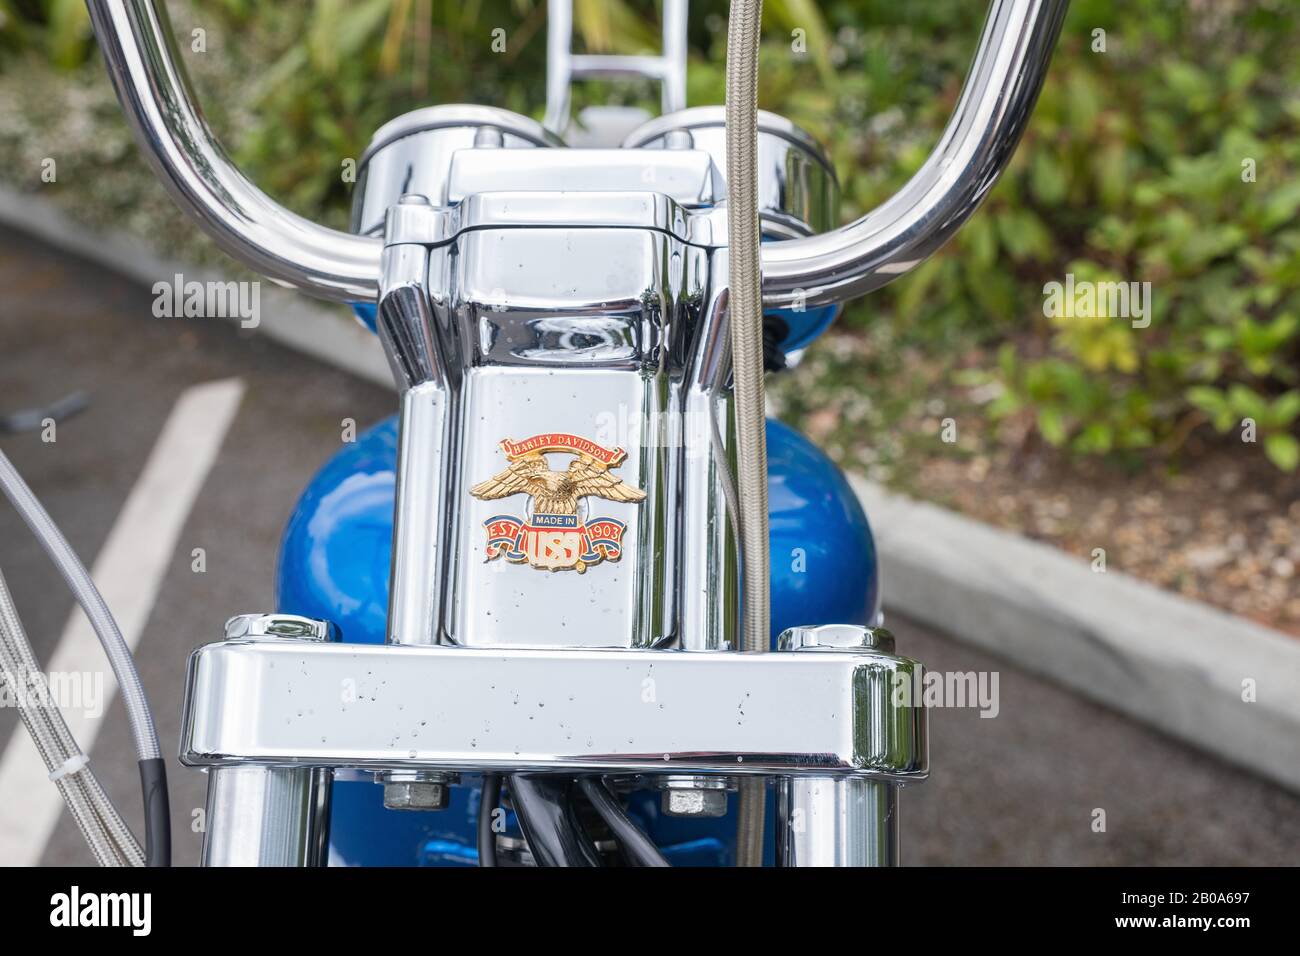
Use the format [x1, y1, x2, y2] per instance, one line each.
[482, 514, 628, 570]
[500, 433, 625, 466]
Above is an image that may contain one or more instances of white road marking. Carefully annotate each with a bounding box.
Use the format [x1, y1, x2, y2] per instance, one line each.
[0, 378, 245, 865]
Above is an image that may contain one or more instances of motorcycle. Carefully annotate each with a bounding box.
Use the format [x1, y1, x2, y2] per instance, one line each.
[0, 0, 1066, 867]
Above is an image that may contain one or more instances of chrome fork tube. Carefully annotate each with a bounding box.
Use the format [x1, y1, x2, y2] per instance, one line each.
[777, 778, 898, 867]
[375, 238, 455, 647]
[678, 254, 739, 651]
[387, 383, 451, 646]
[197, 615, 335, 866]
[774, 625, 916, 866]
[202, 767, 332, 867]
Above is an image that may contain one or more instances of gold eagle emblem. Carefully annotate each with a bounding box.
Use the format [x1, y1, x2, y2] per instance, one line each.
[470, 454, 645, 514]
[470, 433, 644, 572]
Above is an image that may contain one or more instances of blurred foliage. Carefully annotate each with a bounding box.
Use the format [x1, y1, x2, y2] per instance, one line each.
[0, 0, 93, 67]
[2, 0, 1298, 470]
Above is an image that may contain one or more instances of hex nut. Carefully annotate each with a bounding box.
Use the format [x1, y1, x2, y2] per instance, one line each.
[662, 786, 728, 818]
[777, 624, 896, 654]
[383, 781, 449, 811]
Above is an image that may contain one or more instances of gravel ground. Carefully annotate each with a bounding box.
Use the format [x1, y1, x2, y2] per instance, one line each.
[2, 231, 1298, 866]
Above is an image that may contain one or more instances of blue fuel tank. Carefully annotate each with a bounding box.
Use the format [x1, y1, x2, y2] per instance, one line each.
[276, 415, 879, 865]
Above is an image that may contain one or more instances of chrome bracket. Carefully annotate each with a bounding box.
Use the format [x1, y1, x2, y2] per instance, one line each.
[180, 635, 928, 780]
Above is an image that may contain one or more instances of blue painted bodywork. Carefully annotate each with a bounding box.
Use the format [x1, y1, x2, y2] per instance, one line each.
[351, 302, 378, 333]
[768, 303, 840, 354]
[277, 415, 878, 866]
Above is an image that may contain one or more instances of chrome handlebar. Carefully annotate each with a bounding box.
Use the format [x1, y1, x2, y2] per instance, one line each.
[87, 0, 382, 303]
[87, 0, 1065, 308]
[761, 0, 1068, 309]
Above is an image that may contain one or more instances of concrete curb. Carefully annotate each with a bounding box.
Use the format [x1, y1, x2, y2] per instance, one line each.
[0, 185, 392, 389]
[6, 186, 1299, 794]
[855, 478, 1300, 793]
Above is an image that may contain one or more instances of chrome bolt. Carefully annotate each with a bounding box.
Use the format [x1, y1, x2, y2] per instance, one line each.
[377, 771, 456, 811]
[659, 775, 730, 818]
[383, 781, 449, 811]
[223, 613, 333, 641]
[473, 126, 505, 148]
[776, 623, 896, 654]
[663, 128, 694, 150]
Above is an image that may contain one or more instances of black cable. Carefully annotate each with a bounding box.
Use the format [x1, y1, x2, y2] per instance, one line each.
[478, 773, 501, 867]
[137, 758, 171, 867]
[577, 777, 670, 868]
[507, 774, 601, 867]
[762, 314, 790, 372]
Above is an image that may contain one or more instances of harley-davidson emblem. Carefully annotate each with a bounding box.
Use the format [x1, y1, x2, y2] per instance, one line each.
[470, 433, 646, 573]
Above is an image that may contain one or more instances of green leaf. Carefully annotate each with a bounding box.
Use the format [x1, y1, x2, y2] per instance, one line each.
[986, 392, 1022, 420]
[765, 0, 836, 85]
[46, 0, 90, 69]
[1262, 180, 1300, 231]
[964, 215, 998, 270]
[997, 343, 1019, 383]
[1186, 386, 1233, 431]
[1073, 422, 1114, 454]
[1271, 391, 1300, 426]
[1227, 384, 1270, 423]
[1264, 433, 1300, 472]
[309, 0, 391, 70]
[996, 208, 1052, 263]
[1029, 151, 1067, 205]
[1094, 142, 1130, 210]
[1037, 407, 1068, 447]
[1065, 70, 1101, 131]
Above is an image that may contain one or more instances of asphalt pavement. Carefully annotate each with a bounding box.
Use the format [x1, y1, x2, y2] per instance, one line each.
[1, 229, 1297, 866]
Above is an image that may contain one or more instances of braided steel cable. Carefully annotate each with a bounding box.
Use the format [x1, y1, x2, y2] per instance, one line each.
[0, 566, 143, 865]
[725, 0, 768, 868]
[0, 448, 160, 761]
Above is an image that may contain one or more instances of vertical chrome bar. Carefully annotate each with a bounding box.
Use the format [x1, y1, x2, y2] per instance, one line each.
[544, 0, 691, 135]
[678, 255, 738, 651]
[660, 0, 689, 115]
[375, 238, 454, 647]
[387, 383, 451, 645]
[777, 777, 898, 867]
[544, 0, 576, 133]
[202, 767, 332, 867]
